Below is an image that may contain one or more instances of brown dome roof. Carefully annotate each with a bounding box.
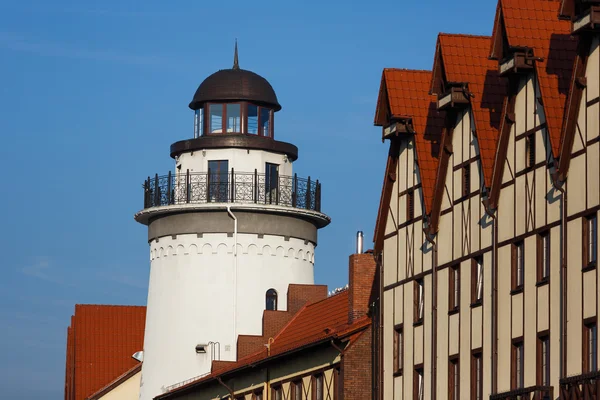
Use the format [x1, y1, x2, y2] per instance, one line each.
[189, 67, 281, 111]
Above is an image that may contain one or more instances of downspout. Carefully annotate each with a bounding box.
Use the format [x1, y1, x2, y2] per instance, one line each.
[378, 252, 384, 400]
[216, 377, 235, 399]
[227, 206, 238, 344]
[330, 339, 348, 400]
[425, 226, 437, 400]
[553, 179, 567, 378]
[484, 203, 498, 394]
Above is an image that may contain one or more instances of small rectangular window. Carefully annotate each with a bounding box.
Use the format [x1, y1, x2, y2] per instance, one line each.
[471, 351, 483, 400]
[394, 325, 403, 375]
[537, 232, 550, 282]
[194, 108, 203, 138]
[208, 160, 229, 202]
[260, 108, 271, 137]
[449, 266, 460, 312]
[291, 380, 302, 400]
[584, 319, 597, 373]
[537, 334, 550, 386]
[462, 165, 471, 197]
[226, 103, 241, 133]
[527, 134, 536, 169]
[313, 374, 324, 400]
[414, 279, 424, 324]
[248, 104, 259, 134]
[209, 104, 223, 133]
[471, 257, 483, 305]
[414, 367, 424, 400]
[252, 390, 263, 400]
[512, 241, 524, 291]
[407, 190, 415, 221]
[265, 163, 279, 204]
[584, 215, 598, 269]
[449, 357, 459, 400]
[272, 385, 283, 400]
[512, 339, 524, 389]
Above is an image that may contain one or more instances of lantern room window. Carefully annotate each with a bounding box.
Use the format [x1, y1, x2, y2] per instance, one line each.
[198, 102, 274, 137]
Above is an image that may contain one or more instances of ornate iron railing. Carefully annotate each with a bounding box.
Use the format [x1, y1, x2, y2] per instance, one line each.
[490, 386, 554, 400]
[142, 170, 322, 212]
[560, 370, 600, 399]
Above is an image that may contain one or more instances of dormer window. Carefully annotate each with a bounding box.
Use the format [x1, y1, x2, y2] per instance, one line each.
[570, 0, 600, 34]
[499, 48, 536, 77]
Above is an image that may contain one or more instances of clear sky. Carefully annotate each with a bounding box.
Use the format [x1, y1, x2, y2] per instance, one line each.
[0, 0, 497, 398]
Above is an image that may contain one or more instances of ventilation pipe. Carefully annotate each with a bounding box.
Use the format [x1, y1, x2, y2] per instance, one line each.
[356, 231, 364, 254]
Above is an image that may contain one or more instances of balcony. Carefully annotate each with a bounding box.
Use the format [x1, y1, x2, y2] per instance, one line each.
[490, 386, 554, 400]
[142, 170, 322, 213]
[560, 370, 600, 399]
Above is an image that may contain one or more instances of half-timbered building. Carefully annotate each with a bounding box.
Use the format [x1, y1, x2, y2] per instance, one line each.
[372, 1, 600, 399]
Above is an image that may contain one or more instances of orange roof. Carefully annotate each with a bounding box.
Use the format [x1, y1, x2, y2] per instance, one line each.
[378, 69, 444, 214]
[434, 34, 506, 186]
[491, 0, 578, 157]
[159, 291, 370, 399]
[64, 304, 146, 400]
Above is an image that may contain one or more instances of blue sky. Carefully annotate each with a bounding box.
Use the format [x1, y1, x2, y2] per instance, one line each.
[0, 0, 496, 398]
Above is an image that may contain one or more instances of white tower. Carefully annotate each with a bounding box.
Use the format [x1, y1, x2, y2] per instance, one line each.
[135, 46, 330, 400]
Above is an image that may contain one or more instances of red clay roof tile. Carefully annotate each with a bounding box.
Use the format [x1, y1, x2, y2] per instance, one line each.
[380, 69, 445, 214]
[65, 304, 146, 400]
[435, 34, 507, 187]
[492, 0, 578, 157]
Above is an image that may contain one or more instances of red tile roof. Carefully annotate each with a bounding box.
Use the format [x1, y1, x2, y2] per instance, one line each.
[378, 69, 445, 214]
[158, 291, 370, 399]
[491, 0, 578, 157]
[435, 34, 506, 186]
[64, 304, 146, 400]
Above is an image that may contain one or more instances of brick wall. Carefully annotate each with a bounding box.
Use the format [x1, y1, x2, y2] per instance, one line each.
[348, 253, 377, 323]
[342, 328, 373, 400]
[287, 284, 328, 314]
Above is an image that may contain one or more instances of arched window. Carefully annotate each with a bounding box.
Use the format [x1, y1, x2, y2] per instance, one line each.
[266, 289, 278, 311]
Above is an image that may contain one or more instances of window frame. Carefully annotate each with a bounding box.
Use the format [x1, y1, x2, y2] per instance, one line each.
[449, 355, 460, 400]
[536, 332, 550, 387]
[449, 265, 460, 314]
[393, 324, 403, 376]
[266, 289, 278, 311]
[203, 102, 274, 137]
[414, 279, 424, 325]
[413, 365, 424, 400]
[583, 214, 598, 271]
[511, 241, 524, 293]
[471, 350, 483, 400]
[291, 379, 303, 400]
[471, 257, 483, 306]
[537, 231, 550, 284]
[511, 338, 525, 389]
[272, 385, 283, 400]
[583, 317, 597, 373]
[312, 373, 324, 400]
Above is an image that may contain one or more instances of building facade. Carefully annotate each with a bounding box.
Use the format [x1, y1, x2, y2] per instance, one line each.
[373, 1, 600, 399]
[134, 47, 330, 400]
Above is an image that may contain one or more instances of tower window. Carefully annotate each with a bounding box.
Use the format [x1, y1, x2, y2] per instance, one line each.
[194, 108, 203, 138]
[266, 289, 278, 311]
[208, 160, 229, 202]
[261, 108, 272, 137]
[226, 103, 241, 133]
[209, 104, 223, 133]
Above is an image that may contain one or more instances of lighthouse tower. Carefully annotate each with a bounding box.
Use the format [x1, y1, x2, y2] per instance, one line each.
[134, 46, 330, 400]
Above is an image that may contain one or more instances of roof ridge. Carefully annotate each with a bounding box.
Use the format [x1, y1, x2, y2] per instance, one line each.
[438, 32, 491, 39]
[75, 304, 146, 308]
[384, 68, 431, 73]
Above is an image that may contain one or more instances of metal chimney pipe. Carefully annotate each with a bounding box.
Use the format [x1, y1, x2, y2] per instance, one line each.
[356, 231, 364, 254]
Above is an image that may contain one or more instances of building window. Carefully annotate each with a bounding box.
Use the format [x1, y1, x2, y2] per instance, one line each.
[226, 103, 241, 133]
[526, 134, 536, 169]
[449, 357, 459, 400]
[251, 390, 263, 400]
[511, 241, 524, 291]
[537, 333, 550, 386]
[265, 163, 279, 204]
[471, 351, 483, 400]
[291, 380, 302, 400]
[537, 232, 550, 282]
[414, 279, 424, 324]
[512, 339, 524, 389]
[261, 108, 272, 137]
[414, 367, 424, 400]
[407, 190, 415, 221]
[462, 165, 471, 197]
[208, 160, 229, 202]
[272, 385, 283, 400]
[584, 215, 598, 269]
[266, 289, 278, 311]
[449, 265, 460, 312]
[471, 257, 483, 305]
[583, 319, 597, 373]
[194, 108, 203, 138]
[208, 104, 224, 133]
[394, 324, 403, 375]
[313, 374, 324, 400]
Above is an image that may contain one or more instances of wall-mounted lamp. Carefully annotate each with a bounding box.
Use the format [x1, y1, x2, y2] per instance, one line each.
[195, 344, 208, 354]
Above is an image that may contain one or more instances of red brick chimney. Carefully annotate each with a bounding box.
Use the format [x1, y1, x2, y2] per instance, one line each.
[348, 251, 377, 323]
